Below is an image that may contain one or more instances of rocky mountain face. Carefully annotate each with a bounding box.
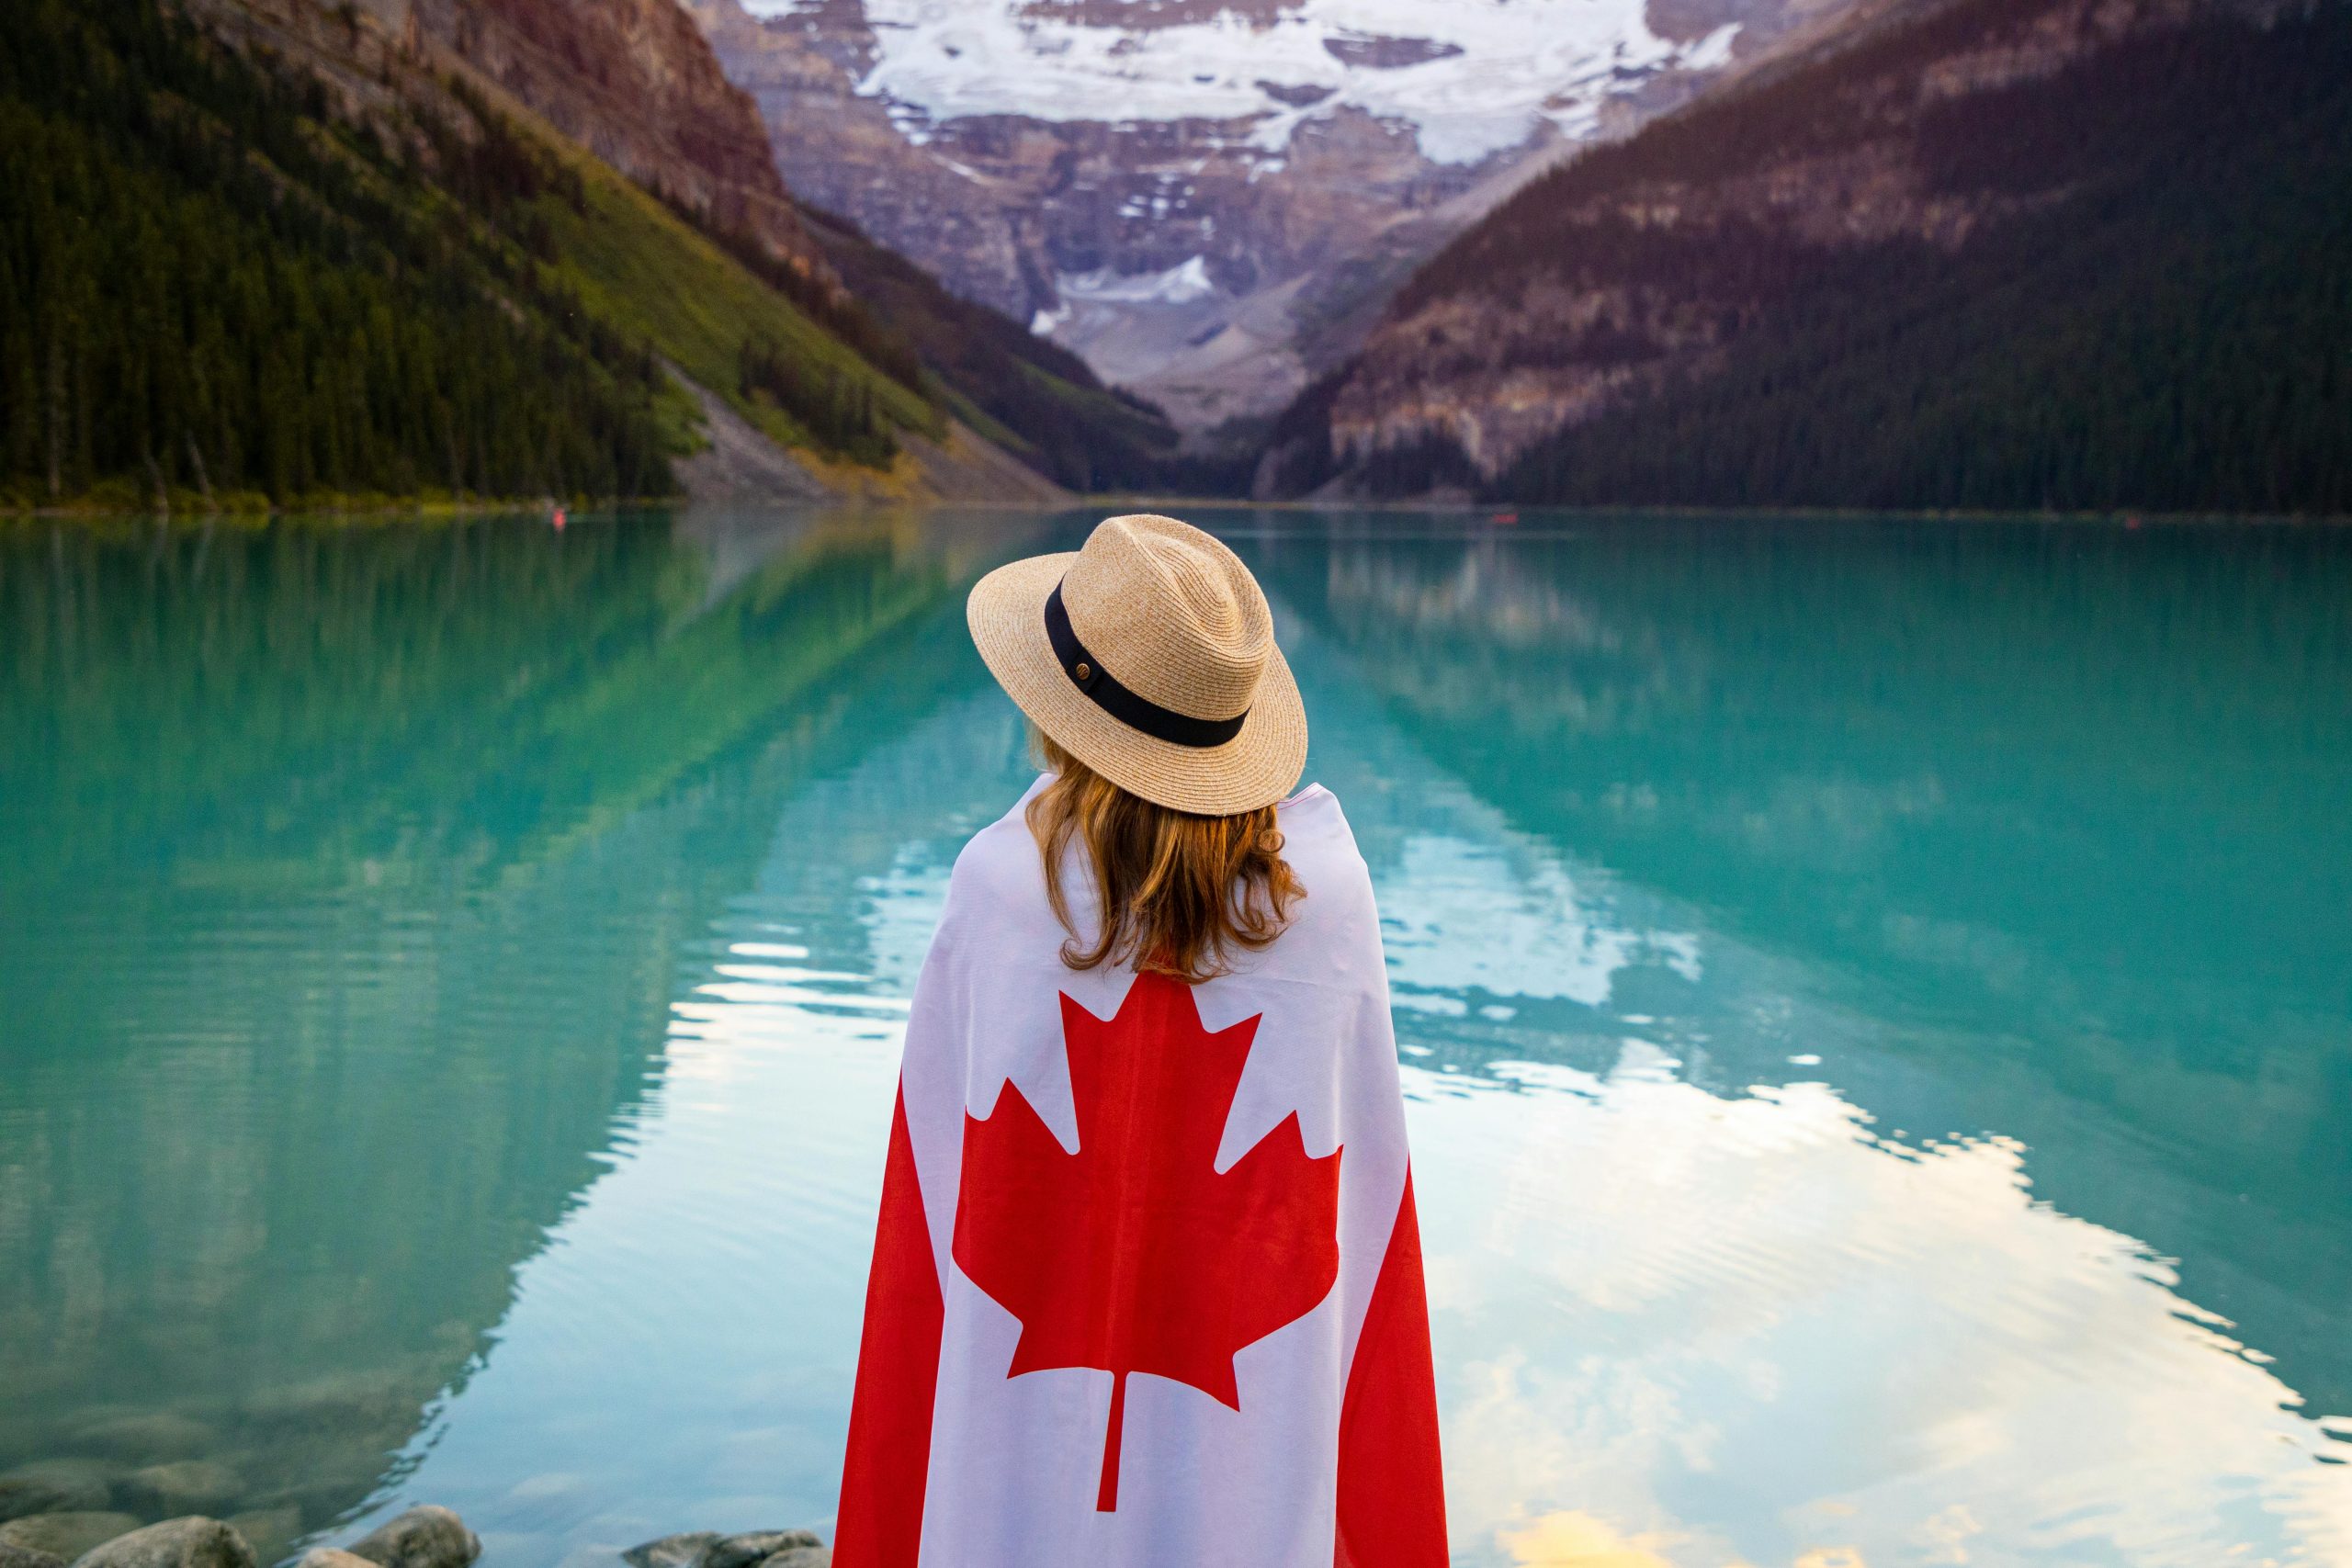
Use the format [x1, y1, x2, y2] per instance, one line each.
[1266, 0, 2346, 512]
[686, 0, 1877, 433]
[417, 0, 827, 272]
[198, 0, 832, 278]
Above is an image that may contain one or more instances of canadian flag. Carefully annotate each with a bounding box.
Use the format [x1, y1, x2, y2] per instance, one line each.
[834, 782, 1447, 1568]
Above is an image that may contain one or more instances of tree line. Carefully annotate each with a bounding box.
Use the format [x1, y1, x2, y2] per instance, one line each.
[1496, 6, 2352, 513]
[0, 0, 676, 509]
[1291, 0, 2352, 515]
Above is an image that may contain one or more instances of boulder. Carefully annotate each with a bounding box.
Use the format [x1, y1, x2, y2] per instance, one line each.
[223, 1512, 301, 1567]
[0, 1541, 69, 1568]
[0, 1517, 141, 1562]
[701, 1536, 819, 1568]
[122, 1467, 243, 1520]
[620, 1538, 715, 1568]
[0, 1462, 114, 1523]
[620, 1533, 826, 1568]
[65, 1518, 254, 1568]
[290, 1551, 374, 1568]
[342, 1509, 477, 1568]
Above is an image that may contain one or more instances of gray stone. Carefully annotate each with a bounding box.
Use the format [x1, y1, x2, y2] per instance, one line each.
[751, 1551, 827, 1568]
[290, 1551, 373, 1568]
[0, 1517, 141, 1563]
[620, 1538, 717, 1568]
[701, 1536, 819, 1568]
[0, 1540, 69, 1568]
[0, 1462, 114, 1523]
[342, 1510, 476, 1568]
[122, 1467, 243, 1520]
[223, 1513, 301, 1567]
[68, 1519, 256, 1568]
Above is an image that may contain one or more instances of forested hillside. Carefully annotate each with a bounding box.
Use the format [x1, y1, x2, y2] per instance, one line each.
[1267, 0, 2352, 515]
[0, 0, 1153, 511]
[0, 0, 954, 509]
[0, 0, 685, 508]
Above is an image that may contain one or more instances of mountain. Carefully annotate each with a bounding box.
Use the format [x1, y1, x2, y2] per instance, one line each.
[344, 0, 831, 277]
[685, 0, 1880, 434]
[797, 208, 1202, 492]
[390, 0, 1192, 492]
[0, 0, 1197, 511]
[1262, 0, 2352, 514]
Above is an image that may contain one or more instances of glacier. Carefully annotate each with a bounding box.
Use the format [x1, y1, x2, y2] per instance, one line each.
[744, 0, 1744, 166]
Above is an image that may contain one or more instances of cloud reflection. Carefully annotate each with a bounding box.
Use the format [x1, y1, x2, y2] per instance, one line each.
[1411, 1044, 2352, 1566]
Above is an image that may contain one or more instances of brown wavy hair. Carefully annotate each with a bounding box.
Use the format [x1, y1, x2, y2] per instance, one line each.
[1026, 733, 1303, 984]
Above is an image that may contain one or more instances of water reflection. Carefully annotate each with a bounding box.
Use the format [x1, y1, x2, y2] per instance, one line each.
[1423, 1051, 2351, 1566]
[1241, 514, 2352, 1564]
[0, 510, 1040, 1535]
[5, 510, 2348, 1568]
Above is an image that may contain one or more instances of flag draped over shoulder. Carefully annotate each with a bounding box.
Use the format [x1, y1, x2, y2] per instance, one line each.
[834, 781, 1447, 1568]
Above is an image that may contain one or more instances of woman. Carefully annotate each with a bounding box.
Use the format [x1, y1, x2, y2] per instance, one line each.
[833, 514, 1446, 1568]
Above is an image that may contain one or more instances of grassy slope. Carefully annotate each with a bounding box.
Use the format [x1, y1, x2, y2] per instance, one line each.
[491, 87, 945, 460]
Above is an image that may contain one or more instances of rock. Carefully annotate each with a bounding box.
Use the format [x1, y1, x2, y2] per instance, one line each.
[700, 1536, 818, 1568]
[620, 1538, 717, 1568]
[223, 1512, 301, 1567]
[342, 1509, 477, 1568]
[752, 1551, 827, 1568]
[65, 1416, 215, 1464]
[620, 1534, 824, 1568]
[0, 1462, 113, 1522]
[290, 1551, 373, 1568]
[0, 1541, 69, 1568]
[122, 1467, 243, 1520]
[67, 1519, 256, 1568]
[0, 1517, 141, 1562]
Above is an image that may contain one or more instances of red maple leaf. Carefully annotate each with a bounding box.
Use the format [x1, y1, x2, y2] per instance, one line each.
[951, 971, 1343, 1511]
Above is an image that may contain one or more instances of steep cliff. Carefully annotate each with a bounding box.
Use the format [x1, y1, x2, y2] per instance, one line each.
[428, 0, 829, 273]
[1269, 0, 2352, 513]
[686, 0, 1877, 433]
[202, 0, 830, 278]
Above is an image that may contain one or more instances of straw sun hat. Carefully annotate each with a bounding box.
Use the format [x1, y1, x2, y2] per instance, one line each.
[967, 513, 1307, 816]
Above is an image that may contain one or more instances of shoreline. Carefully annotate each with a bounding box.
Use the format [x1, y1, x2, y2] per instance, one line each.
[0, 1505, 830, 1568]
[9, 495, 2347, 526]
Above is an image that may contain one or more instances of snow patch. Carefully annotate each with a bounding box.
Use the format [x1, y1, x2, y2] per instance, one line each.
[744, 0, 1747, 166]
[1057, 254, 1219, 307]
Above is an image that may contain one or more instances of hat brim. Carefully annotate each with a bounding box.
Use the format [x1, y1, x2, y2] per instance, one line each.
[967, 551, 1308, 815]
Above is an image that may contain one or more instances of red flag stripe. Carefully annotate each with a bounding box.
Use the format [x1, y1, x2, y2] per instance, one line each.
[833, 1085, 945, 1568]
[1334, 1169, 1449, 1568]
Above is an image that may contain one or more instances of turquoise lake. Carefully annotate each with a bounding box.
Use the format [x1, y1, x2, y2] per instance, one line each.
[3, 508, 2349, 1567]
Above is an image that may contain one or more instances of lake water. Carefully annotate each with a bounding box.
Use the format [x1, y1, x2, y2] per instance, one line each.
[4, 508, 2349, 1568]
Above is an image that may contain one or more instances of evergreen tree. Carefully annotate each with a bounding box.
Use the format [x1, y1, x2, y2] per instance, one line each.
[0, 0, 675, 507]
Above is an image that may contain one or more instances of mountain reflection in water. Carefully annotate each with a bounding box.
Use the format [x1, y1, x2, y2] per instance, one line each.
[2, 510, 2346, 1568]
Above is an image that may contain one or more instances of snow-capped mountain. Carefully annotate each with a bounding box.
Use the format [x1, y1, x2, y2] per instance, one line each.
[689, 0, 1871, 431]
[846, 0, 1741, 163]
